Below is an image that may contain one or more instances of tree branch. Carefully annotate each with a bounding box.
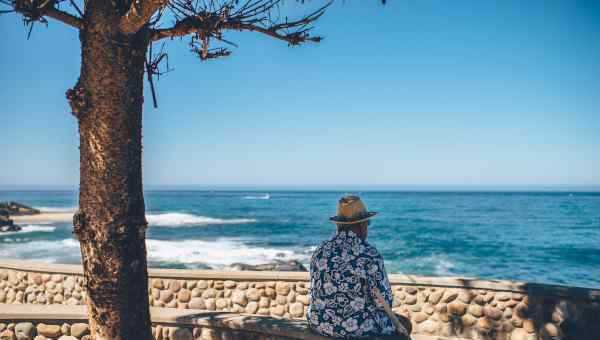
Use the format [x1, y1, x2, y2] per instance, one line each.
[150, 1, 330, 46]
[45, 6, 83, 28]
[8, 0, 83, 30]
[120, 0, 168, 34]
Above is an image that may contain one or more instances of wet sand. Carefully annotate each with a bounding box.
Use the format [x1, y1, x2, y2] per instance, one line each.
[12, 212, 74, 224]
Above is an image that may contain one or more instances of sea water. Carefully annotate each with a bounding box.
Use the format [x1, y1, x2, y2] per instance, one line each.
[0, 190, 598, 288]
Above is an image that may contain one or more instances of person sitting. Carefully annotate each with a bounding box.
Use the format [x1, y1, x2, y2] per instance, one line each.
[307, 196, 411, 339]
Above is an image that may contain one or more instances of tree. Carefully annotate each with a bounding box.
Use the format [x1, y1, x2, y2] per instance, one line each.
[2, 0, 381, 338]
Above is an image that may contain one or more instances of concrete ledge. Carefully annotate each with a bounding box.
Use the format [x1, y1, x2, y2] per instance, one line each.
[0, 304, 466, 340]
[1, 259, 598, 301]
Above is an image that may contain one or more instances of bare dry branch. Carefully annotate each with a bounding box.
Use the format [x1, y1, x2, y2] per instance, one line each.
[5, 0, 83, 30]
[120, 0, 169, 34]
[149, 0, 331, 62]
[45, 5, 83, 28]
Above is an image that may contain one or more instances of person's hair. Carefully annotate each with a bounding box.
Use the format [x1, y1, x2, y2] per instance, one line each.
[336, 220, 369, 239]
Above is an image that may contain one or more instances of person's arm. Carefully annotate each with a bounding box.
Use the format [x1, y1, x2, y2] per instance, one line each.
[366, 253, 394, 308]
[367, 252, 409, 335]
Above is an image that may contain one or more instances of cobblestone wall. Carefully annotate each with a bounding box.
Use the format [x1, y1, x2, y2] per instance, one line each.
[0, 320, 301, 340]
[1, 262, 599, 340]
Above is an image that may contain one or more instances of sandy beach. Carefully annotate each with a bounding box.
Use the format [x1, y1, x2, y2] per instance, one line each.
[12, 212, 74, 224]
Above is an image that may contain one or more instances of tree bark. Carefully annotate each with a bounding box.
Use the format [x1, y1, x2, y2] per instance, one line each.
[69, 0, 152, 338]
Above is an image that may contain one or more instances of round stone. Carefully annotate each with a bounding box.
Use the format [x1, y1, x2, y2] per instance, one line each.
[404, 294, 417, 305]
[484, 306, 502, 320]
[448, 301, 467, 316]
[270, 305, 285, 316]
[170, 327, 192, 340]
[468, 304, 483, 317]
[63, 277, 76, 292]
[413, 312, 428, 323]
[477, 317, 492, 330]
[231, 291, 248, 306]
[14, 322, 34, 340]
[0, 330, 15, 340]
[275, 282, 291, 296]
[265, 287, 276, 298]
[237, 282, 249, 290]
[61, 323, 70, 335]
[205, 298, 216, 310]
[216, 298, 230, 309]
[289, 302, 304, 318]
[275, 295, 287, 305]
[296, 294, 309, 305]
[169, 280, 182, 293]
[247, 288, 260, 301]
[405, 287, 418, 295]
[496, 292, 511, 301]
[259, 297, 270, 308]
[241, 300, 258, 315]
[160, 290, 174, 303]
[442, 290, 459, 303]
[70, 323, 89, 338]
[224, 280, 236, 289]
[152, 279, 164, 289]
[189, 297, 205, 310]
[201, 288, 216, 299]
[428, 290, 443, 304]
[177, 289, 191, 303]
[185, 281, 196, 290]
[37, 324, 61, 338]
[511, 328, 537, 340]
[461, 314, 477, 327]
[457, 291, 472, 305]
[418, 320, 438, 335]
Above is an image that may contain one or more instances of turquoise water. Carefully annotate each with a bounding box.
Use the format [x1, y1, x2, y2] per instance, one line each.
[0, 190, 599, 288]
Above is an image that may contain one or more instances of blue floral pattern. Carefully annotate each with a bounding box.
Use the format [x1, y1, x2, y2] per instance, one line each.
[307, 230, 397, 338]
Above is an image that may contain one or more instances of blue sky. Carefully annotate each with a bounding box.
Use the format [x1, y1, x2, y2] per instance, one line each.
[1, 0, 599, 189]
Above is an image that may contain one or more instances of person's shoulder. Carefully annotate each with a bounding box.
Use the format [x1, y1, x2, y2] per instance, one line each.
[361, 241, 383, 260]
[311, 237, 334, 260]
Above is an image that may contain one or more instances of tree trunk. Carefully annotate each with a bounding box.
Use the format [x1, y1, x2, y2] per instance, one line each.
[69, 0, 152, 338]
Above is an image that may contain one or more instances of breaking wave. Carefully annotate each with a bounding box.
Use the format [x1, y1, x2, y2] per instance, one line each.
[36, 206, 77, 213]
[146, 213, 257, 227]
[0, 225, 56, 237]
[146, 238, 306, 268]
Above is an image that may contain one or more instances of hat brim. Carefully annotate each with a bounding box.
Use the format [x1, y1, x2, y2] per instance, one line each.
[329, 211, 378, 224]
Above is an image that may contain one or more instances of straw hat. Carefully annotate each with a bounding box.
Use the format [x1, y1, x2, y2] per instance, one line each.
[329, 196, 378, 224]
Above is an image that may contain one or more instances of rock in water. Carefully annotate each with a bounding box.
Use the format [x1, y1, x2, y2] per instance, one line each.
[229, 260, 308, 272]
[0, 201, 41, 216]
[0, 210, 15, 228]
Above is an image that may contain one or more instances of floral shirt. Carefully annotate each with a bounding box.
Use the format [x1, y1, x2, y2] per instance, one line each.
[307, 230, 397, 338]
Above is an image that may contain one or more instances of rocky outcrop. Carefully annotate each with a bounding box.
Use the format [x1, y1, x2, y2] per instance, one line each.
[0, 202, 39, 233]
[0, 210, 20, 232]
[229, 260, 308, 272]
[0, 202, 40, 216]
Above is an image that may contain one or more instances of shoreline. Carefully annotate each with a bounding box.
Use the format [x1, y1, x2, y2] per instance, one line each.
[12, 212, 74, 224]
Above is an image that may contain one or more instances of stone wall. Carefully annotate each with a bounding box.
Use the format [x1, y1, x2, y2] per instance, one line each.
[0, 304, 331, 340]
[1, 260, 599, 340]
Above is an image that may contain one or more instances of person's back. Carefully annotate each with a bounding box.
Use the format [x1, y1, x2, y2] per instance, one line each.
[307, 196, 407, 339]
[307, 229, 396, 337]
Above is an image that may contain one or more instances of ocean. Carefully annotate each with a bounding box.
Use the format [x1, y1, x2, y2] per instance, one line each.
[1, 190, 599, 289]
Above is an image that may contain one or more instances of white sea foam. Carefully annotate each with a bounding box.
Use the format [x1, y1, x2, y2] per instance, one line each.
[146, 238, 298, 267]
[243, 194, 271, 200]
[36, 206, 77, 213]
[146, 213, 256, 227]
[0, 239, 80, 263]
[0, 225, 56, 237]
